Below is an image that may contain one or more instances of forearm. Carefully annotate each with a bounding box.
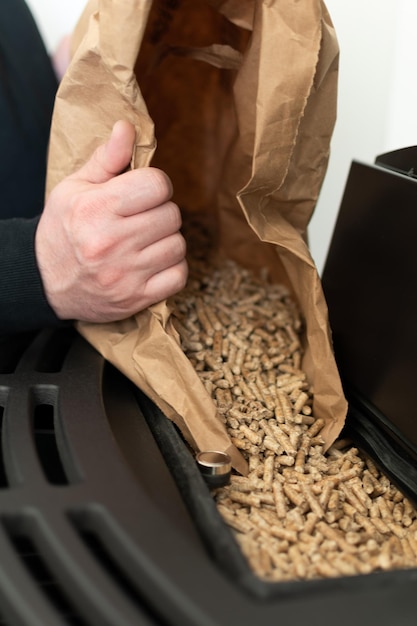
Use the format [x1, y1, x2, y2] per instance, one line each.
[0, 217, 69, 333]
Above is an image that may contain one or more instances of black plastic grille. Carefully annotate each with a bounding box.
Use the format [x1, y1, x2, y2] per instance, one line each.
[0, 328, 204, 626]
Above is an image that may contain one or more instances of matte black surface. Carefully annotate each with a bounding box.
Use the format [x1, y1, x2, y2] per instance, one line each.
[322, 160, 417, 462]
[1, 328, 417, 625]
[376, 146, 417, 178]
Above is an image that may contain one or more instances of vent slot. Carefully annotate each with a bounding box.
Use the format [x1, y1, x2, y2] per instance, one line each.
[0, 406, 8, 489]
[0, 332, 36, 374]
[3, 529, 88, 626]
[33, 403, 69, 486]
[70, 512, 169, 626]
[34, 328, 76, 373]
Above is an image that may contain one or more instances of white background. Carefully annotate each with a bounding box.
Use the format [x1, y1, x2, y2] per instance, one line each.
[26, 0, 417, 274]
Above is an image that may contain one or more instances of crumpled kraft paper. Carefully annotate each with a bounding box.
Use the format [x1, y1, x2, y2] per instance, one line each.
[46, 0, 348, 476]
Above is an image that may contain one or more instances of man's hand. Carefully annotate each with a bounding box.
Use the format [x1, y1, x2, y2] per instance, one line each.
[35, 120, 188, 323]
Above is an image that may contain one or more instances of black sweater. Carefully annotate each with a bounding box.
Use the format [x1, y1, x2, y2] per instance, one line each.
[0, 0, 65, 332]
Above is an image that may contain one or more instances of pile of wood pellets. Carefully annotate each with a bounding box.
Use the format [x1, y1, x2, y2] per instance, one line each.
[172, 252, 417, 582]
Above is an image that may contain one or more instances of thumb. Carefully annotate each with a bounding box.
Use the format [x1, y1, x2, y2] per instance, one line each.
[74, 120, 136, 185]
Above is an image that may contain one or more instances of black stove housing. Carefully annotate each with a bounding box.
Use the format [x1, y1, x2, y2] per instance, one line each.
[322, 147, 417, 506]
[0, 326, 417, 626]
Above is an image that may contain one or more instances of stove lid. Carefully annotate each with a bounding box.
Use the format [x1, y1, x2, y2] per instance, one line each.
[322, 156, 417, 498]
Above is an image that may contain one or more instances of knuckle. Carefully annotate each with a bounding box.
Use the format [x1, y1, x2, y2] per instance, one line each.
[94, 267, 124, 291]
[176, 261, 189, 291]
[70, 190, 98, 220]
[101, 269, 146, 309]
[77, 234, 113, 263]
[80, 190, 121, 221]
[166, 201, 182, 231]
[173, 231, 187, 260]
[147, 167, 173, 200]
[169, 259, 189, 294]
[67, 196, 118, 263]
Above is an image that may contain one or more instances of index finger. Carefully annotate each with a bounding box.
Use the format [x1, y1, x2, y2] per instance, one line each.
[105, 166, 174, 217]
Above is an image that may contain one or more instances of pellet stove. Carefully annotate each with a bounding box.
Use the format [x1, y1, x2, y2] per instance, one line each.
[0, 325, 416, 626]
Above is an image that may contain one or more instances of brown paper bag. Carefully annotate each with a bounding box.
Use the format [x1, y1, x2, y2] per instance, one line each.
[46, 0, 347, 476]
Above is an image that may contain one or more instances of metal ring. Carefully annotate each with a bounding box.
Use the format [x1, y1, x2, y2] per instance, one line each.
[196, 451, 231, 487]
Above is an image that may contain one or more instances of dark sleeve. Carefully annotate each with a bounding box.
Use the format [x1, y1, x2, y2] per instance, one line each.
[0, 217, 69, 333]
[0, 0, 58, 220]
[0, 1, 66, 334]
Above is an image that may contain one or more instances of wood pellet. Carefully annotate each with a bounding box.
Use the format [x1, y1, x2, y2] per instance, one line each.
[172, 252, 417, 582]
